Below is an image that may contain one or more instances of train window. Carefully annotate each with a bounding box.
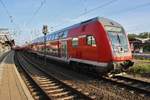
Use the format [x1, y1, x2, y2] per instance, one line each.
[86, 35, 96, 46]
[58, 32, 64, 39]
[49, 35, 51, 40]
[49, 35, 52, 40]
[55, 33, 59, 39]
[50, 34, 53, 40]
[41, 37, 44, 42]
[51, 34, 54, 40]
[53, 34, 56, 40]
[58, 30, 68, 39]
[54, 34, 56, 40]
[47, 35, 51, 41]
[72, 37, 78, 48]
[63, 30, 68, 38]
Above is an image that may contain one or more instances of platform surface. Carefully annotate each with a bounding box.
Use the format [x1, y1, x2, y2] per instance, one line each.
[0, 51, 33, 100]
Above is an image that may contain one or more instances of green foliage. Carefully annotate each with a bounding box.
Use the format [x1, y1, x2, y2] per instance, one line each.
[138, 32, 149, 38]
[143, 44, 150, 52]
[128, 32, 150, 40]
[128, 32, 150, 52]
[128, 34, 137, 40]
[129, 62, 150, 74]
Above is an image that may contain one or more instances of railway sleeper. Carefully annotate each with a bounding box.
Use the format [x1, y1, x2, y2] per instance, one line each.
[43, 85, 60, 90]
[42, 82, 57, 86]
[56, 95, 75, 100]
[38, 79, 52, 82]
[35, 77, 49, 80]
[50, 91, 69, 97]
[47, 88, 64, 93]
[38, 81, 52, 84]
[34, 95, 45, 100]
[40, 84, 54, 87]
[31, 91, 41, 96]
[30, 88, 37, 92]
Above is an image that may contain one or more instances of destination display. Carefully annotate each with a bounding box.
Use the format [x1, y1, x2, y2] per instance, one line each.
[105, 26, 122, 32]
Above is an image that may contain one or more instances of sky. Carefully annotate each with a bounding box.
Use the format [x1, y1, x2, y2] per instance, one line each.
[0, 0, 150, 45]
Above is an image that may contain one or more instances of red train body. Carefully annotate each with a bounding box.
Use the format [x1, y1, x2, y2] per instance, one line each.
[24, 17, 134, 75]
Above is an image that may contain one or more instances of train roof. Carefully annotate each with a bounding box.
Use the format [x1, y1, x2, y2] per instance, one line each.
[31, 17, 122, 44]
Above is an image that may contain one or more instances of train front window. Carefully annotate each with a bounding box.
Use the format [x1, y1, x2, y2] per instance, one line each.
[108, 32, 120, 46]
[106, 26, 129, 52]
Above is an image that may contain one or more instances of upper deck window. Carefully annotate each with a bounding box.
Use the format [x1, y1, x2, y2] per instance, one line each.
[51, 34, 55, 40]
[86, 35, 96, 46]
[55, 33, 58, 39]
[54, 33, 58, 40]
[63, 30, 68, 38]
[59, 30, 68, 39]
[47, 35, 51, 41]
[58, 32, 64, 39]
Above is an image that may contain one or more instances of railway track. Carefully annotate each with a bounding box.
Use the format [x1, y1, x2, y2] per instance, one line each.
[15, 52, 93, 100]
[104, 75, 150, 96]
[14, 53, 50, 100]
[26, 52, 150, 97]
[22, 51, 150, 100]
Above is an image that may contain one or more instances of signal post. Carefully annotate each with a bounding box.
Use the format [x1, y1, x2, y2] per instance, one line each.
[42, 25, 48, 65]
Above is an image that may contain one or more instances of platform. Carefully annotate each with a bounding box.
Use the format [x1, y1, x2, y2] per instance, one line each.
[0, 51, 33, 100]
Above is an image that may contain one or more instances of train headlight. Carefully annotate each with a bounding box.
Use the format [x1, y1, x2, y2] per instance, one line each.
[118, 47, 124, 53]
[114, 48, 118, 52]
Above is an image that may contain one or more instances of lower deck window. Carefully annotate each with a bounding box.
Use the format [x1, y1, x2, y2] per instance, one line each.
[87, 35, 96, 46]
[72, 37, 78, 47]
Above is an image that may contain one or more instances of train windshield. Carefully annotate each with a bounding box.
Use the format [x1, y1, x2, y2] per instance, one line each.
[105, 26, 129, 52]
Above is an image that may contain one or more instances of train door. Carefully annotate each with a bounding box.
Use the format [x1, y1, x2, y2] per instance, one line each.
[60, 40, 67, 58]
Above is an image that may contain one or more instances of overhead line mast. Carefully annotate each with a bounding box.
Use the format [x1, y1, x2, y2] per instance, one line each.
[0, 0, 21, 38]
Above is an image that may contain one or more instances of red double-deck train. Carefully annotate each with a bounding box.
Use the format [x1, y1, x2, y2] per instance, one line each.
[21, 17, 134, 75]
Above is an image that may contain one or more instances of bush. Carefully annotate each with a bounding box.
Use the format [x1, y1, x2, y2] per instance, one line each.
[129, 63, 150, 75]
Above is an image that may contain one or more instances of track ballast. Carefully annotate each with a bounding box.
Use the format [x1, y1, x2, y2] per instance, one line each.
[15, 52, 93, 100]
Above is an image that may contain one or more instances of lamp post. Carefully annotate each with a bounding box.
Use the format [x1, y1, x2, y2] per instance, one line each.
[42, 25, 48, 65]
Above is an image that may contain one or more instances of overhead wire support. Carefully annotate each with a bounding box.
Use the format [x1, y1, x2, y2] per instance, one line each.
[110, 1, 150, 16]
[25, 0, 46, 42]
[0, 0, 21, 37]
[77, 0, 119, 17]
[53, 0, 119, 28]
[26, 0, 46, 26]
[0, 0, 14, 23]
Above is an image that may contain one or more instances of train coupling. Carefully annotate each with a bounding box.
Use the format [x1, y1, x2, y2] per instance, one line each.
[110, 60, 134, 74]
[120, 60, 134, 71]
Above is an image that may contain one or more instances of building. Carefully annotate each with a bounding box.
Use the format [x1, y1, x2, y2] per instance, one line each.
[129, 38, 150, 53]
[0, 28, 12, 55]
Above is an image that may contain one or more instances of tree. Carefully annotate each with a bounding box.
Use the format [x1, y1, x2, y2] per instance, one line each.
[138, 32, 149, 38]
[128, 34, 137, 41]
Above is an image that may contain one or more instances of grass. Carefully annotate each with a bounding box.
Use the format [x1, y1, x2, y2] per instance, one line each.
[128, 59, 150, 77]
[133, 56, 150, 60]
[130, 64, 150, 74]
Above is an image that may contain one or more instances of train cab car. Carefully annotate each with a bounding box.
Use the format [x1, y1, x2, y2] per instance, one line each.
[28, 17, 134, 75]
